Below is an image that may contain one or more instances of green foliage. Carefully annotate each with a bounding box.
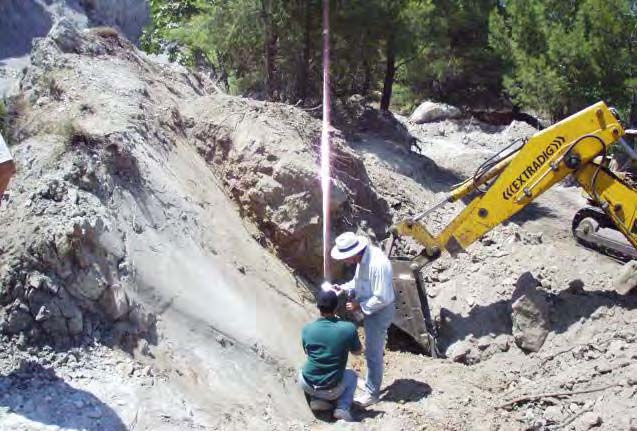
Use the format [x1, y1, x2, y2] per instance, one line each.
[141, 0, 442, 105]
[140, 0, 637, 117]
[399, 0, 503, 106]
[490, 0, 637, 120]
[141, 0, 201, 64]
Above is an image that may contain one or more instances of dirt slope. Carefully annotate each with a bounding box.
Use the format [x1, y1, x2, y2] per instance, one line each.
[1, 18, 636, 431]
[0, 21, 396, 430]
[0, 22, 321, 430]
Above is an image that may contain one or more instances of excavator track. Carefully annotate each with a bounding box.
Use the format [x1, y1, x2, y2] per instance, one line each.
[572, 206, 637, 262]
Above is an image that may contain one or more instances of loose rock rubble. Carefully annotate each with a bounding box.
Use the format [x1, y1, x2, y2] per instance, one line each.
[0, 15, 636, 431]
[614, 260, 637, 295]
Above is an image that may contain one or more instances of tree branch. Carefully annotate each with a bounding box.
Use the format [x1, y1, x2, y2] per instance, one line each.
[496, 384, 620, 409]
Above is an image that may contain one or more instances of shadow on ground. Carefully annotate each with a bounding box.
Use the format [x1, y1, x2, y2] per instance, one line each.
[354, 378, 431, 421]
[304, 377, 430, 423]
[0, 361, 126, 431]
[510, 201, 560, 225]
[387, 325, 428, 355]
[437, 280, 637, 349]
[380, 378, 432, 403]
[351, 135, 463, 194]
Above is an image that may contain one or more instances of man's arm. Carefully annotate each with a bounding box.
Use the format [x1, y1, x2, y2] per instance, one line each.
[334, 278, 355, 297]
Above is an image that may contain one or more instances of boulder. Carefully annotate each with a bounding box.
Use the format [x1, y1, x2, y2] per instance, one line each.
[511, 272, 550, 352]
[186, 96, 390, 280]
[577, 412, 602, 430]
[543, 406, 564, 424]
[447, 340, 472, 363]
[0, 300, 34, 334]
[100, 284, 130, 320]
[49, 18, 84, 54]
[409, 101, 461, 124]
[614, 260, 637, 295]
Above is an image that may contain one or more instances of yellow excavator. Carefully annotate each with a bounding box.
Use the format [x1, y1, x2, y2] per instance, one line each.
[386, 102, 637, 355]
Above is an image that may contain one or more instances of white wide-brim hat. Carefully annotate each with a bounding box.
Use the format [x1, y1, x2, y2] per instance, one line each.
[330, 232, 369, 260]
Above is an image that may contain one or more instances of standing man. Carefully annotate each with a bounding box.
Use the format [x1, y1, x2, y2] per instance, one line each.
[331, 231, 395, 407]
[0, 132, 15, 207]
[299, 289, 362, 422]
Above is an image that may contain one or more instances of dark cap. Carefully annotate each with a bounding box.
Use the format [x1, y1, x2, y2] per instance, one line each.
[317, 289, 338, 312]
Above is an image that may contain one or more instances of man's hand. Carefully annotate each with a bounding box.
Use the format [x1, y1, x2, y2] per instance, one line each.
[346, 300, 360, 312]
[332, 284, 347, 296]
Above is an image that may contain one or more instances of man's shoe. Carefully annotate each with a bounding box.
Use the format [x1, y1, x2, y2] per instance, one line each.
[354, 392, 379, 407]
[333, 408, 355, 422]
[357, 379, 366, 391]
[309, 398, 333, 411]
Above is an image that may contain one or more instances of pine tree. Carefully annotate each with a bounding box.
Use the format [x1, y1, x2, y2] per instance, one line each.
[490, 0, 637, 120]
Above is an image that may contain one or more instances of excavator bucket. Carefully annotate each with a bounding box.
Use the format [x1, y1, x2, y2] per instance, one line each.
[389, 258, 439, 357]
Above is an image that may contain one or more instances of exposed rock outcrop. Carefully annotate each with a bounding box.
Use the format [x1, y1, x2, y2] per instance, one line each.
[185, 97, 390, 280]
[409, 101, 462, 124]
[0, 19, 390, 351]
[511, 272, 551, 352]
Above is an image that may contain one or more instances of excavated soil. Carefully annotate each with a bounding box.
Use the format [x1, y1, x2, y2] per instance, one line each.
[0, 19, 636, 431]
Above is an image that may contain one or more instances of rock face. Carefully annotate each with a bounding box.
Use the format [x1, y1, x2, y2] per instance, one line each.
[0, 0, 53, 58]
[0, 20, 389, 351]
[77, 0, 150, 43]
[185, 97, 390, 280]
[409, 101, 462, 124]
[0, 0, 149, 59]
[614, 260, 637, 295]
[511, 272, 551, 352]
[0, 20, 393, 426]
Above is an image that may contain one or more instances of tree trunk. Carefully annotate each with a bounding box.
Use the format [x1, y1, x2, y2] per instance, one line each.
[261, 0, 278, 100]
[299, 0, 312, 101]
[362, 59, 372, 96]
[380, 34, 396, 111]
[217, 51, 230, 91]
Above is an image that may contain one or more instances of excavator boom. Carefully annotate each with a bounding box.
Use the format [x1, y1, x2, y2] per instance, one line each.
[392, 102, 626, 257]
[387, 102, 637, 354]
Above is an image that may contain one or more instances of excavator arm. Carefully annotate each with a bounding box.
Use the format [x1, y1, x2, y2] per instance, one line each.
[386, 102, 637, 355]
[388, 102, 636, 262]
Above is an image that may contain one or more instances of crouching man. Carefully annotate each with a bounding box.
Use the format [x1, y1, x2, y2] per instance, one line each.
[298, 289, 362, 422]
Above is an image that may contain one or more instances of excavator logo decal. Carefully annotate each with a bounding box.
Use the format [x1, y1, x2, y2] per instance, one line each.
[503, 136, 566, 200]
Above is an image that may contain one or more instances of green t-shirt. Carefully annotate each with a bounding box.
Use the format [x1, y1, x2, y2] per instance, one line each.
[301, 317, 361, 388]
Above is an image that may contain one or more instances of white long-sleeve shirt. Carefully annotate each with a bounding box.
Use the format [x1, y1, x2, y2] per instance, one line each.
[341, 245, 395, 315]
[0, 134, 12, 164]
